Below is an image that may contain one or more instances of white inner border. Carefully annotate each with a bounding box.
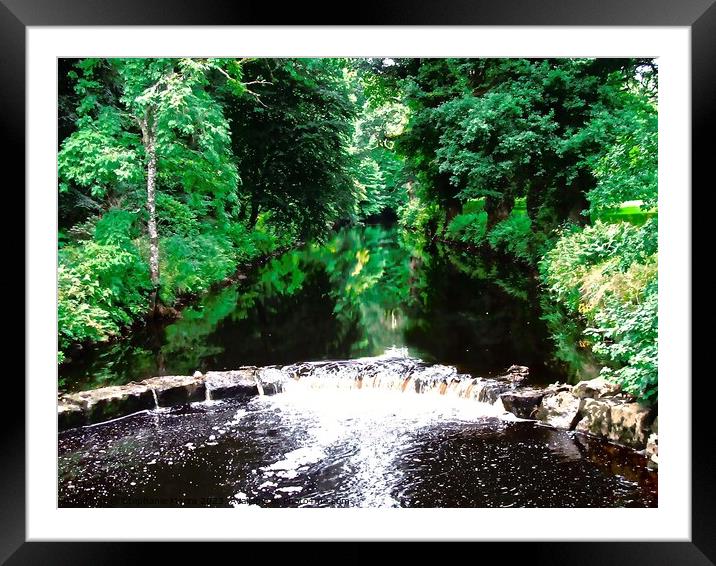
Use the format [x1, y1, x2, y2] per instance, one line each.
[27, 26, 691, 541]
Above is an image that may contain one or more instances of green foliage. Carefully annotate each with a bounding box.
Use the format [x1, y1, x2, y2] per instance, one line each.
[59, 59, 240, 210]
[93, 209, 141, 245]
[58, 106, 144, 199]
[350, 99, 409, 219]
[155, 193, 200, 236]
[218, 58, 358, 240]
[445, 212, 488, 245]
[158, 233, 235, 303]
[393, 59, 655, 232]
[462, 198, 486, 214]
[58, 57, 294, 360]
[540, 220, 658, 401]
[57, 56, 659, 409]
[58, 229, 151, 354]
[488, 214, 533, 262]
[397, 194, 446, 241]
[576, 87, 658, 217]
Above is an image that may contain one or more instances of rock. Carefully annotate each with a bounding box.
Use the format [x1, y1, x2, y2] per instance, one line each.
[469, 377, 513, 403]
[193, 370, 203, 378]
[142, 374, 206, 406]
[575, 398, 612, 437]
[536, 391, 582, 429]
[68, 382, 155, 424]
[645, 433, 658, 468]
[205, 368, 259, 399]
[651, 416, 658, 434]
[256, 367, 288, 395]
[504, 365, 530, 383]
[500, 388, 547, 418]
[572, 377, 620, 399]
[58, 397, 87, 430]
[608, 402, 652, 448]
[545, 383, 573, 395]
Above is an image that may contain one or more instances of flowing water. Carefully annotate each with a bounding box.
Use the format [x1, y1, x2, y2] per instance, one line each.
[59, 353, 657, 508]
[58, 226, 657, 508]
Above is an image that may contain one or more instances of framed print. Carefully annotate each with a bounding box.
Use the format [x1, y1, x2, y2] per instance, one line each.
[8, 0, 711, 562]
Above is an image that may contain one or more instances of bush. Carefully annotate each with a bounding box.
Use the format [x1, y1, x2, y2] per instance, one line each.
[58, 204, 290, 359]
[254, 210, 297, 251]
[462, 198, 486, 215]
[156, 193, 200, 236]
[58, 239, 151, 356]
[445, 211, 488, 245]
[158, 232, 237, 303]
[540, 219, 658, 401]
[487, 213, 533, 262]
[398, 197, 445, 236]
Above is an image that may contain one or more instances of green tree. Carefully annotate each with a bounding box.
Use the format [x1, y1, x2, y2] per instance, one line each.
[218, 58, 357, 240]
[59, 58, 243, 311]
[399, 60, 648, 229]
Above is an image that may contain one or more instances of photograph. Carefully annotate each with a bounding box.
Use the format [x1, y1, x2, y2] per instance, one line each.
[56, 56, 660, 509]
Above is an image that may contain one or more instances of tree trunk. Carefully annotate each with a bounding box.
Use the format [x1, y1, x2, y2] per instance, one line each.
[248, 192, 260, 227]
[145, 132, 160, 315]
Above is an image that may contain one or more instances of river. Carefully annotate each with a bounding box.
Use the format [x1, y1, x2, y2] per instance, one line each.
[58, 225, 657, 508]
[59, 225, 559, 391]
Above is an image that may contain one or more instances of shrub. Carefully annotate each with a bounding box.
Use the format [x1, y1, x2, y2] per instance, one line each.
[398, 197, 445, 236]
[487, 213, 533, 262]
[158, 232, 237, 303]
[58, 238, 151, 356]
[156, 193, 200, 236]
[540, 219, 658, 401]
[445, 211, 488, 245]
[462, 198, 486, 215]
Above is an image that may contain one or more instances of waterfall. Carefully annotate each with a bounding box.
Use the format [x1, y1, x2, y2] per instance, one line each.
[265, 354, 516, 407]
[151, 388, 160, 409]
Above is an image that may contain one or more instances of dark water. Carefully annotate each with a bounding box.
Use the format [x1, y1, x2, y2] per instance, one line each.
[60, 225, 558, 392]
[58, 388, 657, 508]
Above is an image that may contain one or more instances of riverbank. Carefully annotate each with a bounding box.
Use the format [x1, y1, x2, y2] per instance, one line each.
[59, 236, 300, 367]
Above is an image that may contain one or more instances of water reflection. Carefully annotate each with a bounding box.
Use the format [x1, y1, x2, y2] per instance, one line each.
[60, 225, 558, 392]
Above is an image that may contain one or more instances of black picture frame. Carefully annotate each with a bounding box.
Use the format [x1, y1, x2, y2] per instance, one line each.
[7, 0, 708, 561]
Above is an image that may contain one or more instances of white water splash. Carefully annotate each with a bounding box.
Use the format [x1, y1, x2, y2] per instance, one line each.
[250, 382, 517, 507]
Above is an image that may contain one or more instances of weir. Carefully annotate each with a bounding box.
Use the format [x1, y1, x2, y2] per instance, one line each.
[57, 352, 526, 430]
[271, 356, 516, 405]
[57, 350, 654, 458]
[58, 353, 658, 509]
[58, 350, 658, 508]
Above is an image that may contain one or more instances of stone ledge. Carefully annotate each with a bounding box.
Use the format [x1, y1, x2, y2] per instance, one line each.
[59, 374, 206, 430]
[205, 368, 259, 399]
[58, 365, 289, 431]
[58, 365, 656, 458]
[500, 377, 656, 452]
[142, 374, 206, 406]
[64, 382, 156, 426]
